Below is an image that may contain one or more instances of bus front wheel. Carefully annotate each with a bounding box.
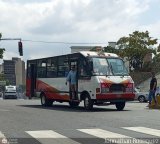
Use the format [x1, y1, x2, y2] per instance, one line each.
[84, 94, 93, 110]
[115, 102, 125, 111]
[41, 93, 53, 107]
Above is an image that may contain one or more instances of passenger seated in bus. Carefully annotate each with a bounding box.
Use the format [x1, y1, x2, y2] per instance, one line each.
[65, 65, 77, 100]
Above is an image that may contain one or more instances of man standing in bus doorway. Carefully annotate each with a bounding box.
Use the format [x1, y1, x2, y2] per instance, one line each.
[65, 65, 77, 100]
[147, 71, 158, 107]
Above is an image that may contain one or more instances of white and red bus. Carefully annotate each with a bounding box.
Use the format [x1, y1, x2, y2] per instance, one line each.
[26, 50, 135, 110]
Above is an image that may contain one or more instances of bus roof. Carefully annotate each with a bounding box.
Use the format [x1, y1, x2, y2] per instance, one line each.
[79, 51, 118, 57]
[27, 51, 119, 62]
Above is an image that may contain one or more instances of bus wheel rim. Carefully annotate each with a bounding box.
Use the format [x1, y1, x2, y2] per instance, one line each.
[85, 97, 89, 107]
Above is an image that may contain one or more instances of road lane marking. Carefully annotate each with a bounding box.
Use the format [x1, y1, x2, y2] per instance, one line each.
[0, 131, 5, 138]
[26, 130, 81, 144]
[26, 130, 67, 138]
[78, 128, 149, 144]
[123, 127, 160, 137]
[78, 128, 130, 138]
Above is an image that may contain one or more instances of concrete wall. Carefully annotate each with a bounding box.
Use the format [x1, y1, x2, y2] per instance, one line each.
[138, 73, 160, 92]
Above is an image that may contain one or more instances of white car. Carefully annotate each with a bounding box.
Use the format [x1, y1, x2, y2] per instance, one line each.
[4, 85, 17, 99]
[134, 88, 149, 103]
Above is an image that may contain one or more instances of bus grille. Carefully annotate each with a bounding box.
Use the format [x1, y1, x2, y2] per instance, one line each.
[110, 84, 124, 92]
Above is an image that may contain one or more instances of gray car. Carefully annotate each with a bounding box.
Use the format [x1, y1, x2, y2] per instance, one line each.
[134, 88, 149, 103]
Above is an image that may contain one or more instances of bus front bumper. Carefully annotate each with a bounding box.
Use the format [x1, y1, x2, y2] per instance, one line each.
[96, 93, 135, 101]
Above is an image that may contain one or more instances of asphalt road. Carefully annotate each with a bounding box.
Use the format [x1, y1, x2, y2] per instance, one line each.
[0, 99, 160, 144]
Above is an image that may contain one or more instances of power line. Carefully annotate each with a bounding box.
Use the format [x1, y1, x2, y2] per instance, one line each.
[0, 38, 107, 44]
[22, 39, 107, 45]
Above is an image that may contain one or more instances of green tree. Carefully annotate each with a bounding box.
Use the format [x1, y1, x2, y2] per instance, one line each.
[117, 31, 157, 71]
[157, 44, 160, 52]
[90, 46, 103, 51]
[0, 33, 5, 58]
[0, 74, 10, 84]
[0, 73, 5, 80]
[104, 46, 119, 54]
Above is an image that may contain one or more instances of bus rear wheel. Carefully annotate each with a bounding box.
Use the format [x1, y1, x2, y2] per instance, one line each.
[115, 102, 125, 111]
[41, 93, 53, 107]
[84, 94, 93, 110]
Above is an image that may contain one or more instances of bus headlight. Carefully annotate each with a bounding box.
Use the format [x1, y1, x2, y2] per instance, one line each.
[101, 83, 109, 93]
[126, 83, 134, 92]
[96, 88, 101, 93]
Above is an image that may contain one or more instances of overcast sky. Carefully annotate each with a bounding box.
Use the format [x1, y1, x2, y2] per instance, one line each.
[0, 0, 160, 63]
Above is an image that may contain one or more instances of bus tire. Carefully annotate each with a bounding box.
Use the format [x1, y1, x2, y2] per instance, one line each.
[84, 94, 93, 110]
[40, 93, 53, 107]
[69, 101, 80, 108]
[115, 102, 125, 111]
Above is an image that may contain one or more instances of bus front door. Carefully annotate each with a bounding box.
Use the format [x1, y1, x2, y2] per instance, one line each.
[30, 64, 37, 98]
[69, 60, 78, 101]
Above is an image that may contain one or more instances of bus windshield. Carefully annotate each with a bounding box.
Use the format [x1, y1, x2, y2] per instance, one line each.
[92, 57, 128, 76]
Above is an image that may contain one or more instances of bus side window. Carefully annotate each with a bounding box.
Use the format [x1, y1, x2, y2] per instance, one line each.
[47, 58, 57, 78]
[79, 59, 89, 77]
[57, 56, 69, 77]
[37, 60, 46, 78]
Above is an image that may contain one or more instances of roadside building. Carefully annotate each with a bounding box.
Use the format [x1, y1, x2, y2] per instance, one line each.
[71, 46, 94, 53]
[3, 57, 25, 86]
[3, 60, 16, 85]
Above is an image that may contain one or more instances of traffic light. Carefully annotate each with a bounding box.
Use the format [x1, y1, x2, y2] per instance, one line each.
[18, 41, 23, 56]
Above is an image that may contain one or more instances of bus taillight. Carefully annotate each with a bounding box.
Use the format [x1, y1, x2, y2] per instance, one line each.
[101, 83, 109, 93]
